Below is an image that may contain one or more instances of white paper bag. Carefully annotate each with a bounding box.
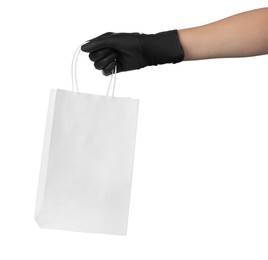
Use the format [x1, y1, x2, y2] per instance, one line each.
[34, 45, 139, 235]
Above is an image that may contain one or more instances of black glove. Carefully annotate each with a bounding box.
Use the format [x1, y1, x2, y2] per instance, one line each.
[81, 30, 185, 76]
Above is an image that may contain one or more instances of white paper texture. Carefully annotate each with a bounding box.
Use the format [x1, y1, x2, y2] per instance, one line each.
[35, 89, 139, 235]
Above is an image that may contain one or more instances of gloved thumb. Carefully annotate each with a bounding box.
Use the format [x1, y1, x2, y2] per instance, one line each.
[81, 32, 114, 52]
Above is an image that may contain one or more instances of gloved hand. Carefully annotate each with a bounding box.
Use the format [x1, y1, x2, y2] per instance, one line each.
[81, 30, 185, 76]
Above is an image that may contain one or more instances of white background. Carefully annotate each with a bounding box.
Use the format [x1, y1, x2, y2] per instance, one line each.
[0, 0, 267, 259]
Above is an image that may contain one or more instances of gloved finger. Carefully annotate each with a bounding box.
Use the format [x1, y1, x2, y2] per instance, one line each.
[81, 32, 113, 50]
[94, 52, 117, 70]
[102, 61, 117, 76]
[81, 32, 114, 52]
[93, 32, 113, 40]
[92, 32, 114, 40]
[89, 48, 114, 62]
[85, 32, 114, 46]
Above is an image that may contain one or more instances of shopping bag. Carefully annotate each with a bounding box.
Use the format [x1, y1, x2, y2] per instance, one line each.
[34, 45, 139, 235]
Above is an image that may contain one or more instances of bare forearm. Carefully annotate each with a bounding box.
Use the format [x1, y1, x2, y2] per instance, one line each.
[178, 8, 268, 61]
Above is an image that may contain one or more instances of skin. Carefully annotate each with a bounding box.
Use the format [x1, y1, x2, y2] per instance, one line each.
[178, 8, 268, 61]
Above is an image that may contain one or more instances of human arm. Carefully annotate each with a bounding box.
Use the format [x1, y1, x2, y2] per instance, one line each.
[179, 7, 268, 61]
[81, 8, 268, 75]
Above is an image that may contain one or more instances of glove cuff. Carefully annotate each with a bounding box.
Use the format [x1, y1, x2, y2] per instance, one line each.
[138, 29, 185, 66]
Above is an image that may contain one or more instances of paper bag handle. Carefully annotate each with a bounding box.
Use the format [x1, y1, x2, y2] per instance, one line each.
[71, 43, 117, 97]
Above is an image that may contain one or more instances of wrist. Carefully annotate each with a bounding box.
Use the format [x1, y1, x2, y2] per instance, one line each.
[138, 29, 185, 66]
